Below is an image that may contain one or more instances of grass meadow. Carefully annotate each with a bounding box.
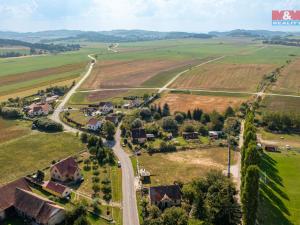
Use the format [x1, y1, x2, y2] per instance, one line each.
[0, 132, 85, 184]
[137, 147, 235, 186]
[258, 151, 300, 225]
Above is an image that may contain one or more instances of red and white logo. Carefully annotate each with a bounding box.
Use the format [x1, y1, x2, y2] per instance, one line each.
[272, 10, 300, 25]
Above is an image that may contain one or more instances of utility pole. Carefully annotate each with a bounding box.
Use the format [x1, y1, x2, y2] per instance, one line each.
[227, 141, 231, 178]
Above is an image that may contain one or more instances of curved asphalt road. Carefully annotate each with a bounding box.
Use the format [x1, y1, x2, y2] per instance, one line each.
[50, 55, 96, 132]
[50, 54, 140, 225]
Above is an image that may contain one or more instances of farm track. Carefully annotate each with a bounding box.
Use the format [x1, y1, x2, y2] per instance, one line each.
[76, 87, 300, 98]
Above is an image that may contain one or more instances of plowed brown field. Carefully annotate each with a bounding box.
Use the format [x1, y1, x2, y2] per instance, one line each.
[155, 93, 246, 113]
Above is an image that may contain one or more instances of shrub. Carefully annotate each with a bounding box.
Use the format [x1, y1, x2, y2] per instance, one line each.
[33, 118, 63, 132]
[0, 107, 23, 119]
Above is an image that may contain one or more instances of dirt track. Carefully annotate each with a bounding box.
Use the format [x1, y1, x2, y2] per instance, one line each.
[81, 59, 200, 89]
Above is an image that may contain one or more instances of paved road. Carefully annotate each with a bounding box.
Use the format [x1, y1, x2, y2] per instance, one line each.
[50, 55, 96, 132]
[111, 126, 140, 225]
[50, 54, 140, 225]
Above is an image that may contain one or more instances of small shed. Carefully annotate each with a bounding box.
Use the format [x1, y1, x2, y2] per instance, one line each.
[182, 132, 199, 140]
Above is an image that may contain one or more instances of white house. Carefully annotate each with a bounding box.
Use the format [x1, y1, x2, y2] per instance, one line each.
[87, 118, 102, 131]
[99, 102, 114, 114]
[27, 102, 52, 117]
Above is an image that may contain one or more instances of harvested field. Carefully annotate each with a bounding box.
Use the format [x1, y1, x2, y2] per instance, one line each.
[81, 59, 199, 89]
[0, 62, 86, 87]
[271, 59, 300, 95]
[262, 95, 300, 113]
[0, 118, 31, 144]
[138, 148, 237, 185]
[155, 93, 246, 113]
[171, 63, 275, 92]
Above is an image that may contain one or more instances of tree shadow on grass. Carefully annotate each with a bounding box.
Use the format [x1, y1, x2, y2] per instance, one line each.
[257, 189, 293, 225]
[258, 152, 292, 225]
[260, 152, 283, 186]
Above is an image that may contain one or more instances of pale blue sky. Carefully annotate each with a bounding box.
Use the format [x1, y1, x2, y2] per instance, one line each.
[0, 0, 300, 32]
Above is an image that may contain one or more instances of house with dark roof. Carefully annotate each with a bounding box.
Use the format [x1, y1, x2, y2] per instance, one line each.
[0, 178, 65, 225]
[105, 115, 119, 125]
[149, 185, 181, 209]
[50, 157, 82, 183]
[131, 128, 147, 144]
[42, 181, 71, 198]
[14, 188, 65, 225]
[0, 178, 31, 220]
[99, 102, 114, 114]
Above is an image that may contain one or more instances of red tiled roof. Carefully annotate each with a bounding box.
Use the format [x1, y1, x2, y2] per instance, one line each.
[51, 157, 79, 177]
[87, 118, 100, 126]
[43, 181, 68, 195]
[0, 177, 31, 211]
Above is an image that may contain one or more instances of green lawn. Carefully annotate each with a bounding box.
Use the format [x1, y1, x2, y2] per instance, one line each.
[258, 151, 300, 225]
[0, 132, 85, 184]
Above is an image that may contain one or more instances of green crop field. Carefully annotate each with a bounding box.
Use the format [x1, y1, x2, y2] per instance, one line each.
[0, 132, 85, 184]
[222, 45, 300, 65]
[258, 151, 300, 225]
[0, 46, 104, 98]
[0, 47, 30, 55]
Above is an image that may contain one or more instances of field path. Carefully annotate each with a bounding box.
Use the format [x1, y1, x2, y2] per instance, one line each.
[158, 56, 226, 93]
[50, 55, 96, 132]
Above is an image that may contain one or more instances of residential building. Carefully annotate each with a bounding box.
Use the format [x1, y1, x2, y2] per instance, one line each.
[99, 102, 114, 114]
[86, 118, 102, 131]
[42, 181, 71, 198]
[0, 178, 65, 225]
[27, 102, 52, 117]
[149, 185, 181, 209]
[50, 157, 82, 183]
[105, 115, 119, 125]
[14, 188, 65, 225]
[131, 128, 147, 144]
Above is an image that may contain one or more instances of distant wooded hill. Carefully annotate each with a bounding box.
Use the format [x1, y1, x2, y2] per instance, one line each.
[0, 29, 299, 44]
[0, 38, 80, 57]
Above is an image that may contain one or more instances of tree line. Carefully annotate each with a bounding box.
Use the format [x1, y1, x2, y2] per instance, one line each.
[262, 111, 300, 133]
[241, 111, 261, 225]
[0, 38, 80, 55]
